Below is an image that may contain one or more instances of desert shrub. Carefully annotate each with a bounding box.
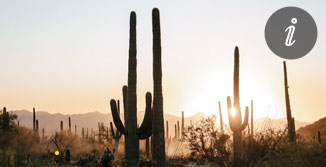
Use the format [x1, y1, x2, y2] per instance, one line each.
[185, 115, 231, 167]
[258, 136, 326, 167]
[100, 147, 115, 167]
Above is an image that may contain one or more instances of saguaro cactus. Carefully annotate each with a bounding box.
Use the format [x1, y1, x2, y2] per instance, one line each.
[318, 131, 321, 144]
[33, 108, 36, 131]
[283, 61, 296, 142]
[152, 8, 166, 166]
[82, 128, 85, 138]
[68, 117, 71, 133]
[227, 47, 249, 167]
[36, 120, 39, 132]
[181, 111, 184, 140]
[60, 121, 63, 132]
[111, 89, 152, 166]
[177, 121, 180, 140]
[42, 128, 45, 141]
[250, 100, 254, 137]
[218, 101, 224, 132]
[2, 107, 9, 132]
[174, 124, 177, 140]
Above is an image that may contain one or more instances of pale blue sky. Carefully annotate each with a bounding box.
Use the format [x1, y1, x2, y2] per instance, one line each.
[0, 0, 325, 122]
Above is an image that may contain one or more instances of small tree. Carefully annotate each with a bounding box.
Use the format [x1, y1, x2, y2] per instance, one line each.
[185, 115, 231, 166]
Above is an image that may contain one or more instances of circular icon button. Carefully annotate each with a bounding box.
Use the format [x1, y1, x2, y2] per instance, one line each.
[265, 7, 318, 59]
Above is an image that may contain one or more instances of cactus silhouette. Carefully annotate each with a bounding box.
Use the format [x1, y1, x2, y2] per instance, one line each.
[36, 120, 39, 132]
[42, 128, 45, 141]
[2, 107, 9, 132]
[318, 131, 321, 144]
[33, 108, 36, 131]
[60, 121, 63, 132]
[174, 124, 177, 140]
[177, 121, 180, 140]
[283, 61, 296, 142]
[181, 111, 185, 140]
[151, 8, 166, 166]
[250, 100, 254, 138]
[110, 11, 153, 166]
[68, 117, 71, 133]
[218, 101, 224, 132]
[227, 47, 249, 167]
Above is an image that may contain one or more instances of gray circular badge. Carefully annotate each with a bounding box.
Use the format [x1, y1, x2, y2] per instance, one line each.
[265, 7, 317, 59]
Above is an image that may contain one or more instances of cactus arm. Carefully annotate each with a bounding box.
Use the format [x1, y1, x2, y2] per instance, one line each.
[240, 106, 249, 131]
[110, 122, 116, 137]
[122, 85, 128, 121]
[227, 96, 236, 132]
[138, 92, 153, 139]
[110, 99, 127, 135]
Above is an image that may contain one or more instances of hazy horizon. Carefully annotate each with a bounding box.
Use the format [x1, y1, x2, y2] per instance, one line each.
[1, 0, 325, 123]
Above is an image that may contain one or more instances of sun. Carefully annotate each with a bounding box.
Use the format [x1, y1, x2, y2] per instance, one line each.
[230, 108, 236, 117]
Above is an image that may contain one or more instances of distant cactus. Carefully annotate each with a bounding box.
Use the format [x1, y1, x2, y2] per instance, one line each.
[33, 108, 36, 131]
[318, 131, 321, 144]
[182, 111, 185, 140]
[283, 61, 296, 142]
[42, 128, 45, 141]
[218, 101, 224, 132]
[227, 47, 249, 167]
[75, 125, 77, 135]
[36, 120, 39, 132]
[174, 124, 177, 140]
[177, 121, 180, 140]
[250, 100, 254, 138]
[60, 121, 63, 132]
[68, 117, 71, 133]
[82, 128, 85, 138]
[2, 107, 10, 132]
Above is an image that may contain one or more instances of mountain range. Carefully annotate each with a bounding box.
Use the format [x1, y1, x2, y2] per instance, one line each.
[11, 110, 312, 138]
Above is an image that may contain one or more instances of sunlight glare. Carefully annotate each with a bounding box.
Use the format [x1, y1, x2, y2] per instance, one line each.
[230, 108, 236, 117]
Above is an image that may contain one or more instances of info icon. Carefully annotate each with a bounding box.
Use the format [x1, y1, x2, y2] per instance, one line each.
[265, 7, 317, 59]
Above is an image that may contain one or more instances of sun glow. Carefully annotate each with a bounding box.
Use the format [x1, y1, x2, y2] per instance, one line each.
[230, 108, 236, 117]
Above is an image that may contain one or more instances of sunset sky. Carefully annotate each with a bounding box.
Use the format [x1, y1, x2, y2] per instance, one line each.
[0, 0, 325, 123]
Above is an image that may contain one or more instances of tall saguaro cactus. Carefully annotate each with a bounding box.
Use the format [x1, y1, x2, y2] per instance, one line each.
[283, 61, 296, 142]
[227, 47, 249, 167]
[152, 8, 166, 167]
[110, 11, 153, 167]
